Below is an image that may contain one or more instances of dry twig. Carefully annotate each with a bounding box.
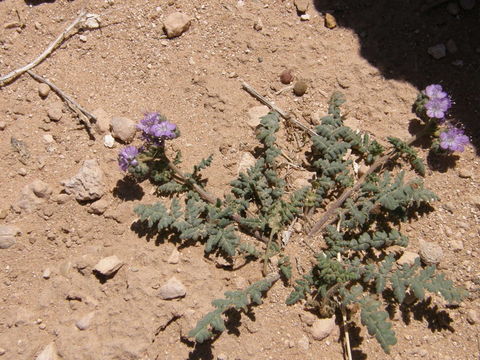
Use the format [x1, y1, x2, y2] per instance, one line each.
[27, 70, 96, 139]
[241, 81, 319, 137]
[0, 10, 87, 87]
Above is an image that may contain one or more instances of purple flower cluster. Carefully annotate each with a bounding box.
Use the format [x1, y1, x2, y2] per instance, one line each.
[138, 112, 177, 144]
[118, 112, 178, 172]
[439, 127, 470, 152]
[118, 146, 139, 171]
[423, 84, 452, 119]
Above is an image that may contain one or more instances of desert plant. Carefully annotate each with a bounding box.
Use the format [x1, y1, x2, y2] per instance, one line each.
[119, 86, 467, 354]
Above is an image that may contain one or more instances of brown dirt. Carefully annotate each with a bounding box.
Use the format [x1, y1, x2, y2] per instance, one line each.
[0, 1, 479, 359]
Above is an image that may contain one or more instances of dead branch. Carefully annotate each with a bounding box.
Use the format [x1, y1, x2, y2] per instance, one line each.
[241, 81, 319, 137]
[27, 70, 96, 139]
[0, 10, 87, 87]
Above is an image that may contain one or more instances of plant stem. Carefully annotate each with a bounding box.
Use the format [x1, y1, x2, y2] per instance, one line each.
[166, 161, 270, 244]
[308, 119, 436, 237]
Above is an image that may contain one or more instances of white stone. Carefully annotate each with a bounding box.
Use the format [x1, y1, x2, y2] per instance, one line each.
[163, 12, 191, 38]
[43, 134, 54, 143]
[103, 134, 115, 148]
[62, 159, 105, 201]
[110, 117, 137, 143]
[247, 105, 269, 129]
[84, 14, 100, 29]
[300, 13, 311, 21]
[0, 225, 20, 249]
[167, 248, 180, 264]
[42, 268, 51, 279]
[94, 255, 124, 276]
[36, 343, 60, 360]
[311, 317, 335, 340]
[75, 311, 95, 330]
[158, 277, 186, 299]
[237, 152, 256, 175]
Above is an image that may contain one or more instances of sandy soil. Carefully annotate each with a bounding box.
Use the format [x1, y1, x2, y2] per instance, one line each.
[0, 0, 479, 359]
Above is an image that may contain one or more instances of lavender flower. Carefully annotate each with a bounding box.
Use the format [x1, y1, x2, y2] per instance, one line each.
[137, 112, 177, 144]
[439, 127, 469, 152]
[424, 84, 447, 100]
[150, 121, 177, 139]
[118, 146, 139, 171]
[425, 97, 451, 119]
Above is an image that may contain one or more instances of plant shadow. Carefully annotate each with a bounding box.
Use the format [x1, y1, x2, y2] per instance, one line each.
[112, 177, 145, 201]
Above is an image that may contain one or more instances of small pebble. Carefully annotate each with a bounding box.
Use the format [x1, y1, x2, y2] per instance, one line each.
[42, 268, 51, 279]
[43, 134, 54, 143]
[79, 35, 87, 42]
[458, 169, 472, 178]
[300, 13, 311, 21]
[467, 309, 479, 324]
[38, 84, 50, 98]
[75, 311, 95, 330]
[0, 347, 5, 355]
[17, 168, 27, 176]
[294, 0, 309, 12]
[0, 121, 5, 130]
[167, 248, 180, 264]
[293, 80, 308, 96]
[253, 18, 263, 31]
[103, 134, 115, 148]
[450, 240, 464, 252]
[419, 240, 444, 265]
[324, 13, 337, 29]
[428, 44, 446, 59]
[93, 255, 124, 277]
[47, 103, 63, 122]
[158, 276, 187, 299]
[280, 69, 294, 84]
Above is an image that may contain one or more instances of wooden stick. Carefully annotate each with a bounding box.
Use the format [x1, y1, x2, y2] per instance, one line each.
[27, 70, 96, 139]
[0, 10, 87, 87]
[241, 81, 319, 137]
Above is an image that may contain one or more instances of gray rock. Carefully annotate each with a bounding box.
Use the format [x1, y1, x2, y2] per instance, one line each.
[446, 39, 458, 53]
[158, 277, 187, 299]
[47, 102, 63, 122]
[427, 44, 446, 59]
[300, 311, 316, 326]
[311, 317, 335, 340]
[38, 83, 50, 98]
[167, 248, 180, 264]
[450, 239, 464, 252]
[294, 0, 309, 12]
[94, 255, 124, 276]
[237, 152, 256, 175]
[0, 225, 20, 249]
[110, 117, 137, 143]
[75, 311, 95, 330]
[163, 12, 191, 38]
[92, 108, 111, 135]
[298, 335, 310, 350]
[458, 168, 473, 178]
[36, 343, 60, 360]
[88, 198, 109, 215]
[62, 159, 105, 201]
[467, 309, 479, 324]
[12, 180, 52, 213]
[247, 105, 269, 129]
[397, 251, 420, 266]
[84, 14, 100, 29]
[419, 240, 444, 265]
[460, 0, 476, 10]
